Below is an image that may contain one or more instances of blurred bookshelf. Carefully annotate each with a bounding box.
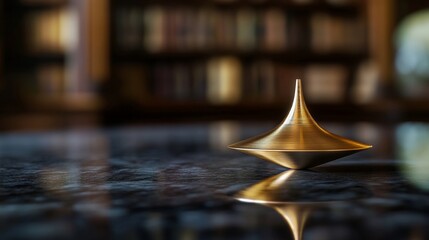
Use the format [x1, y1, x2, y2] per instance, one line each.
[0, 1, 101, 109]
[2, 0, 429, 131]
[105, 0, 374, 123]
[0, 0, 103, 130]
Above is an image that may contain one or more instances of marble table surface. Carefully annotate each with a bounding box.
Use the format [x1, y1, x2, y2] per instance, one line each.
[1, 121, 429, 240]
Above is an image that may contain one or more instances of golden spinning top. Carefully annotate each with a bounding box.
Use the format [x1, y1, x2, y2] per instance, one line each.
[229, 79, 372, 169]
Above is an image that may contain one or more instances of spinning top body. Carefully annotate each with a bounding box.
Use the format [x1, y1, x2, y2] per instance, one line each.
[229, 79, 372, 169]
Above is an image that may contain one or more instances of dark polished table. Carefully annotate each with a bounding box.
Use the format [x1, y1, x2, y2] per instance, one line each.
[1, 121, 429, 240]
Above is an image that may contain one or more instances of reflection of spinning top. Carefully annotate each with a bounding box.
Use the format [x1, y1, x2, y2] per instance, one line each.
[229, 79, 372, 169]
[235, 170, 371, 240]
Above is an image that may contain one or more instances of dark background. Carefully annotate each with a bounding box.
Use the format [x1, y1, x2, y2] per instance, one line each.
[0, 0, 428, 131]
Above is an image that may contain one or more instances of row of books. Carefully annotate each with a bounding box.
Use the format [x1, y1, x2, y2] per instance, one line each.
[6, 64, 101, 98]
[18, 1, 362, 55]
[6, 65, 69, 97]
[25, 8, 72, 53]
[115, 7, 365, 53]
[115, 58, 350, 104]
[6, 60, 376, 105]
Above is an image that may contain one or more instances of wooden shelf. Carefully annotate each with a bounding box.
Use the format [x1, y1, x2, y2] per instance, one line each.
[113, 51, 368, 64]
[100, 98, 429, 123]
[100, 100, 387, 122]
[113, 0, 360, 15]
[0, 93, 102, 113]
[8, 1, 68, 11]
[4, 54, 66, 67]
[0, 99, 428, 130]
[27, 94, 103, 112]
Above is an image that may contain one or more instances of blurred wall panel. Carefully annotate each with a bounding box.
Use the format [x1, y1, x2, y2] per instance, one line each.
[368, 0, 395, 86]
[87, 0, 109, 84]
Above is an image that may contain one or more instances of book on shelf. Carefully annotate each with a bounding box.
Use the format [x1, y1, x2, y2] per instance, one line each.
[236, 8, 257, 51]
[262, 9, 287, 51]
[25, 7, 72, 54]
[311, 13, 365, 53]
[208, 57, 242, 104]
[352, 60, 379, 103]
[304, 64, 348, 102]
[244, 60, 276, 102]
